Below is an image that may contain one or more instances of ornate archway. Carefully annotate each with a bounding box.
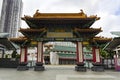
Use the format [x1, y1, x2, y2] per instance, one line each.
[10, 10, 111, 71]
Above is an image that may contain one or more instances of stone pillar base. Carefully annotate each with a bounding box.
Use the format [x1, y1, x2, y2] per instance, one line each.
[91, 63, 104, 72]
[75, 62, 86, 72]
[17, 62, 29, 71]
[34, 62, 45, 71]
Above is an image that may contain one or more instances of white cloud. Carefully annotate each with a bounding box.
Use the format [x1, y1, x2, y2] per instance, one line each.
[22, 0, 120, 37]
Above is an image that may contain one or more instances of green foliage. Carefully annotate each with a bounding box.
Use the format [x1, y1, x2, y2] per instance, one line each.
[16, 54, 20, 59]
[100, 44, 115, 58]
[107, 51, 115, 58]
[5, 54, 8, 58]
[11, 50, 20, 59]
[11, 50, 17, 58]
[100, 44, 109, 58]
[100, 49, 108, 58]
[86, 45, 91, 50]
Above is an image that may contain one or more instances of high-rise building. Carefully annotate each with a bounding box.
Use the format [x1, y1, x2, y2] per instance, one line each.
[0, 0, 3, 16]
[0, 0, 3, 24]
[0, 0, 23, 38]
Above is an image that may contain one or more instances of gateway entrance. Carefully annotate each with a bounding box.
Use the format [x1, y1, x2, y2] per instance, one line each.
[10, 9, 111, 71]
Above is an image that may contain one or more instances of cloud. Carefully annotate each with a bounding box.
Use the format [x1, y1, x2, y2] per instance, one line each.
[22, 0, 120, 37]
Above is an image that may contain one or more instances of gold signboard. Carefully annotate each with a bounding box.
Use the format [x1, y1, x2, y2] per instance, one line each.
[47, 32, 73, 38]
[31, 41, 37, 45]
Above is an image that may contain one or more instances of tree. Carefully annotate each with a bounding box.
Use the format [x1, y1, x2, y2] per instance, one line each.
[11, 50, 17, 58]
[100, 49, 108, 58]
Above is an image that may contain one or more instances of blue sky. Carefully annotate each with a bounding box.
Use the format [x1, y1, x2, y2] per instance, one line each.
[1, 0, 120, 37]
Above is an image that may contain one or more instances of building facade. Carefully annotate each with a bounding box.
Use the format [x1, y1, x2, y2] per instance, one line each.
[0, 0, 3, 16]
[44, 42, 92, 66]
[0, 0, 3, 25]
[0, 0, 23, 38]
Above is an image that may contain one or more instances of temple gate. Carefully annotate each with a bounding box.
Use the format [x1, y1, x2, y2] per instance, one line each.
[10, 9, 111, 71]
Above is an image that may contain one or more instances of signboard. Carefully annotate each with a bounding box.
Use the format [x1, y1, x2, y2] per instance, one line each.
[47, 32, 73, 38]
[37, 38, 83, 41]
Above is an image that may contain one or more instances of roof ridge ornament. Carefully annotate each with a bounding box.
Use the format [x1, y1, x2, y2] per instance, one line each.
[79, 9, 87, 18]
[33, 9, 41, 17]
[89, 15, 100, 20]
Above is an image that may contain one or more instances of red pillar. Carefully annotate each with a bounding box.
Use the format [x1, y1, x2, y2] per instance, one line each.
[114, 54, 117, 70]
[92, 47, 100, 63]
[37, 42, 43, 63]
[20, 46, 27, 63]
[92, 47, 96, 63]
[76, 42, 84, 63]
[114, 54, 120, 71]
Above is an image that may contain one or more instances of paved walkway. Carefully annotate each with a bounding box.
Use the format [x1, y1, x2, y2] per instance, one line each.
[0, 65, 119, 80]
